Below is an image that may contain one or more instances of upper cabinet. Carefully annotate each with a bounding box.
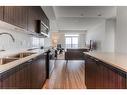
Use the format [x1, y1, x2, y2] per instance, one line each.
[4, 6, 28, 30]
[4, 7, 14, 25]
[27, 6, 39, 33]
[0, 6, 49, 34]
[27, 6, 49, 33]
[0, 7, 3, 20]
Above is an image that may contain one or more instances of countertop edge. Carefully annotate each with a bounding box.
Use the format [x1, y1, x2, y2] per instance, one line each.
[0, 50, 47, 74]
[84, 52, 127, 73]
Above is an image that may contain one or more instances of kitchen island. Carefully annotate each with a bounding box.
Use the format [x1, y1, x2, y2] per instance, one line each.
[84, 52, 127, 89]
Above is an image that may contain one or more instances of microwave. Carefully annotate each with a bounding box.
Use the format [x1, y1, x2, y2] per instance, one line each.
[36, 20, 49, 37]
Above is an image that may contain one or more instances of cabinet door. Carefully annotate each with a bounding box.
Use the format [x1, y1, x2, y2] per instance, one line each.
[103, 64, 126, 89]
[0, 6, 3, 20]
[85, 56, 98, 88]
[27, 6, 38, 32]
[4, 6, 28, 30]
[15, 62, 31, 89]
[14, 6, 28, 30]
[30, 53, 46, 88]
[4, 6, 15, 25]
[0, 62, 31, 89]
[85, 55, 126, 89]
[27, 6, 49, 33]
[1, 69, 16, 89]
[94, 61, 103, 88]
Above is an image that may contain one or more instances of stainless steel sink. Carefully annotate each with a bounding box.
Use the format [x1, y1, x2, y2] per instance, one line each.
[0, 52, 36, 65]
[8, 52, 36, 59]
[0, 58, 18, 65]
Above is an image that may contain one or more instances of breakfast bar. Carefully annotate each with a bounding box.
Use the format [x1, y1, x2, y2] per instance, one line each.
[84, 52, 127, 89]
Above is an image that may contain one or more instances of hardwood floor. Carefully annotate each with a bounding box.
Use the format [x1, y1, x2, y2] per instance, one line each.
[43, 60, 86, 89]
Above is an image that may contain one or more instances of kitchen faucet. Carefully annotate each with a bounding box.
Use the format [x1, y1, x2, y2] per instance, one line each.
[0, 33, 15, 52]
[0, 32, 15, 42]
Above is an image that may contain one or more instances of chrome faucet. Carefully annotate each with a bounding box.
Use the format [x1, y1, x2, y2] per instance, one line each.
[0, 49, 5, 52]
[0, 33, 15, 42]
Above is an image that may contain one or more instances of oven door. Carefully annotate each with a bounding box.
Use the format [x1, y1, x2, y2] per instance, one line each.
[49, 52, 56, 76]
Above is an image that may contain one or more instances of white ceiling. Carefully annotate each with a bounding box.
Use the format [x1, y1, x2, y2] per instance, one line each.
[56, 17, 105, 30]
[53, 6, 116, 18]
[42, 6, 117, 33]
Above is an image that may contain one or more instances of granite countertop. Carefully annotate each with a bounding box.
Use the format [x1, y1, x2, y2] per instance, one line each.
[84, 52, 127, 73]
[0, 49, 47, 74]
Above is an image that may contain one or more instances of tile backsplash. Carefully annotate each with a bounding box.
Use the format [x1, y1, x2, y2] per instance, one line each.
[0, 21, 44, 51]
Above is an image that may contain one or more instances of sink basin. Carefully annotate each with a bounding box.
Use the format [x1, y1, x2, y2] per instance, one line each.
[0, 58, 18, 65]
[0, 52, 36, 65]
[8, 52, 36, 59]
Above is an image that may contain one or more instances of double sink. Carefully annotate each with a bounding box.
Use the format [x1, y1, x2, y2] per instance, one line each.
[0, 52, 36, 65]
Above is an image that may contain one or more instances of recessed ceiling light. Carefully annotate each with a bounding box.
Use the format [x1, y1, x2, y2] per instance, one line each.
[98, 14, 102, 16]
[85, 30, 87, 32]
[80, 13, 84, 16]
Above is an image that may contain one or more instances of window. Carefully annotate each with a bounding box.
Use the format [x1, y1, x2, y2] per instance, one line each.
[65, 35, 79, 48]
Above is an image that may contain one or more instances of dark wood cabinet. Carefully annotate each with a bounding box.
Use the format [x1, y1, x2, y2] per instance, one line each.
[85, 56, 98, 88]
[85, 54, 126, 89]
[65, 49, 89, 60]
[15, 6, 28, 30]
[0, 61, 31, 89]
[27, 6, 38, 32]
[0, 6, 49, 33]
[102, 63, 126, 89]
[4, 7, 14, 25]
[14, 62, 31, 88]
[4, 6, 28, 30]
[0, 6, 3, 20]
[31, 53, 46, 88]
[27, 6, 49, 33]
[0, 53, 47, 89]
[1, 70, 16, 89]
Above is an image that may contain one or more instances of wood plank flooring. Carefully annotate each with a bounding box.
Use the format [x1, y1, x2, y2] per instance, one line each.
[43, 60, 86, 89]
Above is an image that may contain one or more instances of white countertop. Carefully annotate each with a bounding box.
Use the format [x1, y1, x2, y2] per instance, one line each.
[0, 49, 47, 74]
[84, 52, 127, 73]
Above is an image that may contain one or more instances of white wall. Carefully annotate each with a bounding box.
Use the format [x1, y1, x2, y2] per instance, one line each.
[86, 20, 106, 51]
[0, 21, 44, 51]
[86, 19, 115, 52]
[104, 19, 115, 52]
[115, 7, 127, 53]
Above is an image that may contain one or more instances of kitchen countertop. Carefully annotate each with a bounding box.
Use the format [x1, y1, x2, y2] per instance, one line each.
[0, 49, 48, 74]
[84, 52, 127, 73]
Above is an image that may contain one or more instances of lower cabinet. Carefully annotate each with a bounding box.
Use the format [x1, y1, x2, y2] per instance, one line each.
[30, 53, 46, 88]
[85, 54, 126, 89]
[0, 53, 47, 89]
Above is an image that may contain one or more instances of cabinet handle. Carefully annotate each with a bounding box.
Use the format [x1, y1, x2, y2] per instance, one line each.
[89, 56, 94, 59]
[27, 59, 33, 63]
[94, 59, 99, 62]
